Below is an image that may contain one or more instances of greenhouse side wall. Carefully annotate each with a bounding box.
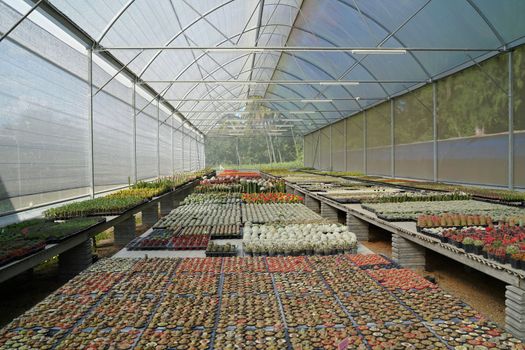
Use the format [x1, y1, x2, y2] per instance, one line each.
[0, 2, 204, 216]
[303, 45, 525, 189]
[331, 121, 345, 171]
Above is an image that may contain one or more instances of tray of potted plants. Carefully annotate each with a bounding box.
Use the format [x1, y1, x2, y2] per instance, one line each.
[1, 217, 107, 244]
[179, 224, 242, 239]
[243, 223, 357, 256]
[217, 170, 261, 178]
[357, 176, 525, 206]
[366, 268, 437, 291]
[241, 203, 326, 224]
[273, 271, 326, 294]
[126, 228, 182, 251]
[416, 213, 494, 231]
[177, 257, 222, 273]
[170, 235, 210, 250]
[218, 292, 283, 329]
[42, 170, 211, 219]
[213, 327, 287, 349]
[8, 293, 100, 330]
[210, 224, 242, 239]
[280, 292, 350, 328]
[411, 183, 525, 206]
[0, 327, 68, 350]
[151, 294, 218, 329]
[362, 200, 525, 222]
[222, 272, 273, 294]
[430, 225, 525, 269]
[44, 195, 148, 219]
[154, 203, 241, 229]
[136, 328, 211, 350]
[130, 257, 181, 274]
[241, 192, 303, 204]
[205, 242, 237, 257]
[180, 192, 241, 205]
[222, 257, 266, 273]
[195, 183, 244, 193]
[55, 270, 125, 296]
[318, 186, 400, 203]
[0, 239, 46, 267]
[346, 254, 396, 269]
[169, 273, 219, 295]
[55, 327, 142, 350]
[266, 256, 313, 273]
[288, 326, 364, 350]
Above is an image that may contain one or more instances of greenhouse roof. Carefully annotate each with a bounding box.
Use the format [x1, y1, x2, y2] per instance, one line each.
[7, 0, 525, 135]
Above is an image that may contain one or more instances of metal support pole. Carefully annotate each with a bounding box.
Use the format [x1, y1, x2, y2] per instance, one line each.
[391, 99, 395, 178]
[171, 116, 174, 175]
[363, 111, 367, 175]
[132, 81, 137, 183]
[317, 132, 321, 169]
[87, 49, 95, 199]
[432, 82, 438, 182]
[196, 140, 201, 169]
[157, 98, 161, 178]
[203, 136, 206, 168]
[329, 125, 333, 171]
[344, 118, 348, 171]
[181, 132, 185, 171]
[508, 51, 514, 190]
[189, 135, 193, 170]
[291, 129, 297, 159]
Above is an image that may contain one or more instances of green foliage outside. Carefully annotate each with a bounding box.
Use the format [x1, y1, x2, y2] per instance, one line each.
[205, 134, 303, 167]
[214, 159, 305, 171]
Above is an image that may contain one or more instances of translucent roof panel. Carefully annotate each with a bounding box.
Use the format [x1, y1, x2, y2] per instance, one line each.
[42, 0, 525, 135]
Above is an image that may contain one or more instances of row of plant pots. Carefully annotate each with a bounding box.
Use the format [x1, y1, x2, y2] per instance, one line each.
[241, 192, 303, 204]
[205, 242, 236, 257]
[302, 168, 525, 205]
[421, 225, 525, 270]
[0, 239, 46, 267]
[180, 224, 241, 239]
[44, 169, 211, 219]
[241, 203, 326, 224]
[180, 192, 241, 205]
[154, 203, 241, 229]
[363, 200, 525, 222]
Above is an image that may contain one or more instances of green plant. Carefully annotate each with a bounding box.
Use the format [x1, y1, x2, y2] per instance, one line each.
[462, 237, 474, 245]
[473, 239, 484, 247]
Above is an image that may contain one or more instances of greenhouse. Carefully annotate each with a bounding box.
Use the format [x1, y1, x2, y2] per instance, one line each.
[1, 0, 525, 349]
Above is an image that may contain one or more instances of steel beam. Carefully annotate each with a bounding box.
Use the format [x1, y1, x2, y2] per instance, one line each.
[166, 97, 376, 102]
[138, 79, 427, 85]
[96, 46, 500, 52]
